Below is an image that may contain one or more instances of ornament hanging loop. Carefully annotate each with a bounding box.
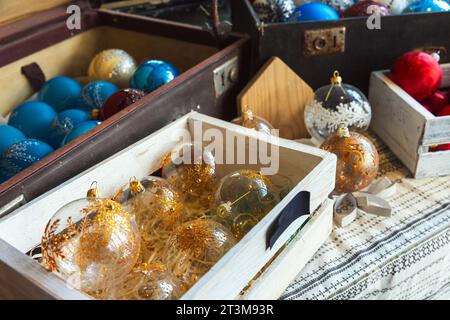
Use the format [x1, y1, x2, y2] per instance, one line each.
[337, 125, 350, 138]
[330, 70, 342, 85]
[129, 177, 144, 194]
[87, 181, 100, 198]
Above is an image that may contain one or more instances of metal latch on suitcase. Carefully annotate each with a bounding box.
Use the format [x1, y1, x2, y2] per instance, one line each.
[304, 27, 346, 57]
[213, 56, 239, 97]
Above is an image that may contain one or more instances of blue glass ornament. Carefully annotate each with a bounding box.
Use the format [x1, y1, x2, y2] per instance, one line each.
[39, 76, 82, 113]
[0, 125, 26, 155]
[130, 60, 180, 93]
[1, 139, 54, 178]
[402, 0, 450, 13]
[81, 81, 119, 111]
[62, 120, 101, 146]
[47, 109, 92, 148]
[8, 101, 57, 142]
[290, 2, 340, 21]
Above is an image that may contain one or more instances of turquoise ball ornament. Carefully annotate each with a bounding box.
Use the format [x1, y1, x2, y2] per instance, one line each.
[1, 139, 54, 179]
[8, 101, 57, 142]
[62, 120, 101, 146]
[290, 2, 340, 21]
[47, 109, 92, 148]
[81, 81, 119, 111]
[402, 0, 450, 13]
[130, 60, 180, 93]
[0, 125, 26, 155]
[38, 76, 82, 112]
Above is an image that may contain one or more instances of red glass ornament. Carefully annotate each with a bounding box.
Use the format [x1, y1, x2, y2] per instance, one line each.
[438, 105, 450, 117]
[421, 90, 447, 115]
[391, 51, 442, 101]
[342, 0, 390, 17]
[100, 88, 146, 120]
[430, 143, 450, 152]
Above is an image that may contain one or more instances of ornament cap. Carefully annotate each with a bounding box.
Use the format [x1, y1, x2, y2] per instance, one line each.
[330, 70, 343, 85]
[87, 181, 100, 198]
[129, 177, 144, 194]
[337, 126, 350, 138]
[242, 107, 254, 121]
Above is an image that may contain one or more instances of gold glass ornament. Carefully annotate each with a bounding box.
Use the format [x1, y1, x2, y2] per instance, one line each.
[320, 126, 379, 194]
[231, 109, 274, 135]
[162, 142, 217, 211]
[164, 219, 236, 289]
[88, 49, 137, 88]
[213, 169, 280, 239]
[106, 264, 182, 300]
[41, 188, 140, 294]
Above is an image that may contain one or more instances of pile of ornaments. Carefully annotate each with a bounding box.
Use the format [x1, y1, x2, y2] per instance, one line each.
[39, 142, 281, 300]
[391, 50, 450, 152]
[0, 49, 179, 183]
[251, 0, 449, 22]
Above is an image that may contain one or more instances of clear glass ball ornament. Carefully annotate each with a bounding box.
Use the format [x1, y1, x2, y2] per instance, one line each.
[164, 219, 236, 289]
[304, 71, 372, 144]
[231, 109, 274, 135]
[213, 169, 280, 240]
[162, 142, 217, 211]
[41, 196, 140, 293]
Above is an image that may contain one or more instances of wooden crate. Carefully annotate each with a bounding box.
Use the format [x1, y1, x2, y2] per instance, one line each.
[369, 64, 450, 178]
[0, 112, 335, 300]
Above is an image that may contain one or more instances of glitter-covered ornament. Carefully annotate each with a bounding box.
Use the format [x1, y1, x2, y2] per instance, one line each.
[164, 219, 235, 288]
[8, 101, 57, 142]
[88, 49, 137, 88]
[390, 51, 442, 101]
[80, 81, 119, 113]
[290, 2, 340, 22]
[0, 125, 26, 155]
[130, 60, 180, 94]
[162, 142, 217, 210]
[100, 88, 146, 120]
[231, 109, 274, 135]
[1, 139, 54, 179]
[47, 109, 92, 148]
[375, 0, 409, 14]
[402, 0, 450, 13]
[320, 126, 379, 194]
[304, 71, 372, 144]
[61, 120, 101, 146]
[38, 76, 82, 113]
[214, 169, 279, 240]
[342, 0, 390, 16]
[41, 195, 140, 293]
[252, 0, 296, 23]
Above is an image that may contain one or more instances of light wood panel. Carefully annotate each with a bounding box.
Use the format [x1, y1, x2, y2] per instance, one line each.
[0, 0, 70, 25]
[237, 57, 314, 140]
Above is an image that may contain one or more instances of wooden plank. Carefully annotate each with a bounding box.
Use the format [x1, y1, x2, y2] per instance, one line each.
[237, 57, 314, 140]
[240, 199, 333, 300]
[0, 239, 89, 300]
[415, 151, 450, 179]
[423, 116, 450, 146]
[369, 71, 428, 175]
[0, 0, 70, 25]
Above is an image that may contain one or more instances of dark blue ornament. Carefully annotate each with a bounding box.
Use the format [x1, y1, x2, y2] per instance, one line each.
[290, 2, 340, 22]
[1, 139, 54, 178]
[47, 109, 92, 148]
[130, 60, 180, 93]
[8, 101, 57, 142]
[402, 0, 450, 13]
[81, 81, 119, 111]
[62, 120, 101, 146]
[0, 125, 26, 155]
[39, 76, 82, 113]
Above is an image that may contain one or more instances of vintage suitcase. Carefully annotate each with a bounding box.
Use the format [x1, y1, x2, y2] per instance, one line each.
[0, 0, 251, 215]
[0, 112, 335, 299]
[231, 0, 450, 93]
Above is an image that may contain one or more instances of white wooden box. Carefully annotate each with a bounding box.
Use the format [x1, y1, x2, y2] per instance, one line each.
[0, 112, 335, 300]
[369, 64, 450, 179]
